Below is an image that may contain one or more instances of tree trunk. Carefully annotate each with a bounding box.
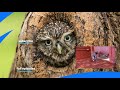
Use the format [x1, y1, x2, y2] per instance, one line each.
[9, 12, 120, 78]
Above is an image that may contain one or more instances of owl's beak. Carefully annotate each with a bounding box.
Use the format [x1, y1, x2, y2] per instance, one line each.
[57, 43, 62, 54]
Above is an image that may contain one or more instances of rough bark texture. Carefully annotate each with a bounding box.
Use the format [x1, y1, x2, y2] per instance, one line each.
[9, 12, 120, 78]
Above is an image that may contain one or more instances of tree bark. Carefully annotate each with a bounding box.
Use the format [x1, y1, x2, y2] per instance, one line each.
[9, 12, 120, 78]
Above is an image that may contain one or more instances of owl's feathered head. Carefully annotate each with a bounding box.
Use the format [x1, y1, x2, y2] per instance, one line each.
[33, 12, 79, 68]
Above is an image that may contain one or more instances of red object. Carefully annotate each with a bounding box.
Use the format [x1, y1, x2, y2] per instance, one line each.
[75, 46, 115, 68]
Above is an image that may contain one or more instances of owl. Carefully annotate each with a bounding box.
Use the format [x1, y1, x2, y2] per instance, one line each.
[9, 12, 80, 78]
[33, 19, 77, 68]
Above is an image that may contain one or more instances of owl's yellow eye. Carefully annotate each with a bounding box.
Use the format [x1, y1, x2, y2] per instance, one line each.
[45, 40, 52, 46]
[65, 35, 71, 42]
